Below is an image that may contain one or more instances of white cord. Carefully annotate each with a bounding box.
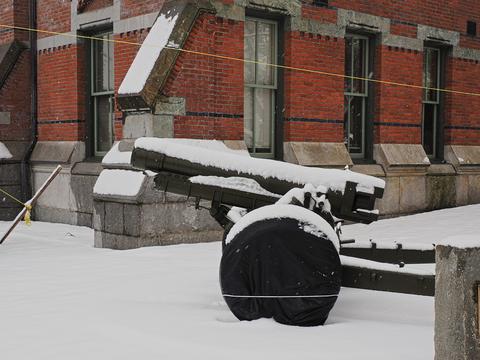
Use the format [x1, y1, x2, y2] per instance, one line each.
[222, 294, 338, 299]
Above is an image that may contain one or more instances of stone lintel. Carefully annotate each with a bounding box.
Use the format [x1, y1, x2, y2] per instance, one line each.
[337, 8, 390, 34]
[452, 47, 480, 61]
[30, 141, 85, 164]
[374, 144, 430, 175]
[284, 142, 353, 168]
[234, 0, 301, 17]
[445, 145, 480, 173]
[212, 2, 244, 21]
[382, 33, 423, 51]
[418, 24, 459, 46]
[287, 17, 345, 37]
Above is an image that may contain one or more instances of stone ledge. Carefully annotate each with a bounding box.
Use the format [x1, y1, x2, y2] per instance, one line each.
[31, 141, 85, 164]
[445, 145, 480, 173]
[284, 142, 353, 168]
[72, 161, 103, 176]
[374, 144, 430, 175]
[351, 164, 385, 178]
[427, 163, 456, 176]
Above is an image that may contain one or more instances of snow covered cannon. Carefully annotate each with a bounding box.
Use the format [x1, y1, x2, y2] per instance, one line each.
[131, 138, 435, 326]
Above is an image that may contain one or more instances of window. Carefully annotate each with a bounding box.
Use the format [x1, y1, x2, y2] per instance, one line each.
[344, 34, 369, 158]
[422, 47, 441, 158]
[90, 31, 114, 157]
[244, 18, 277, 158]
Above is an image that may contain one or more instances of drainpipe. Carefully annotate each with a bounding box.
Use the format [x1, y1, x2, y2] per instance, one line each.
[20, 0, 37, 202]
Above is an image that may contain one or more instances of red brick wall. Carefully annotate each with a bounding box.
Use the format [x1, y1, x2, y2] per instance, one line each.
[82, 0, 113, 13]
[445, 57, 480, 145]
[37, 0, 70, 39]
[302, 4, 337, 23]
[284, 31, 344, 142]
[374, 46, 423, 144]
[4, 0, 480, 149]
[0, 0, 15, 44]
[37, 44, 86, 141]
[0, 51, 31, 141]
[121, 0, 164, 19]
[0, 0, 31, 142]
[331, 0, 458, 32]
[164, 14, 244, 140]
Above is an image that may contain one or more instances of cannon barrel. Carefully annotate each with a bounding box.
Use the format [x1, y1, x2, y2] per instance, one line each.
[131, 139, 385, 224]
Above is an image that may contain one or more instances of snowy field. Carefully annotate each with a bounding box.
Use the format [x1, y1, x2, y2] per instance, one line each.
[1, 205, 478, 360]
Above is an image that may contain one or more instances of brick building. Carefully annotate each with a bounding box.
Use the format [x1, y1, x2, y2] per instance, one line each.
[1, 0, 480, 244]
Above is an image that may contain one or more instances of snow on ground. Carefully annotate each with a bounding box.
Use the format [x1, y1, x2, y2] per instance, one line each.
[342, 204, 480, 246]
[5, 205, 479, 359]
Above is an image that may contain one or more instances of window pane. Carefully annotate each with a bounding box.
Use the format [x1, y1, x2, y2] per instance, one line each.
[244, 87, 254, 150]
[256, 22, 274, 86]
[423, 103, 435, 156]
[93, 34, 113, 93]
[254, 88, 273, 152]
[344, 96, 364, 154]
[352, 38, 367, 94]
[244, 21, 256, 84]
[345, 37, 367, 95]
[424, 48, 439, 102]
[344, 37, 353, 93]
[96, 96, 113, 153]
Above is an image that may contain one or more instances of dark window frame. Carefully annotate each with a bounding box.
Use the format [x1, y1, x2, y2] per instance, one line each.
[422, 42, 449, 162]
[344, 30, 377, 163]
[244, 8, 285, 161]
[82, 25, 114, 160]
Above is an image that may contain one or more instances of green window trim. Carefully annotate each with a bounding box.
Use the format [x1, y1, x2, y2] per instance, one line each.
[244, 17, 278, 159]
[90, 31, 115, 157]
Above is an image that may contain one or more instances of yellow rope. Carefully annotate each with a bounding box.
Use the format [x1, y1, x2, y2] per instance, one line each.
[0, 187, 25, 207]
[0, 188, 32, 225]
[1, 23, 480, 97]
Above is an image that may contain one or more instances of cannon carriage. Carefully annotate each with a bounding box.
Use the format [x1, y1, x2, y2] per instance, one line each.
[131, 138, 435, 326]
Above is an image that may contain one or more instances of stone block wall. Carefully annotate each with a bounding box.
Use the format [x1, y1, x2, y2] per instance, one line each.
[93, 175, 222, 250]
[435, 241, 480, 359]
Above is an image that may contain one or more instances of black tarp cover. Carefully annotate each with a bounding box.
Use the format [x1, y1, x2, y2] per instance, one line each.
[220, 217, 341, 327]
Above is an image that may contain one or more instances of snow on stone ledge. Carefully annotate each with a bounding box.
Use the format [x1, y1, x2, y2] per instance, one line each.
[93, 169, 146, 197]
[118, 12, 179, 95]
[0, 142, 12, 160]
[438, 235, 480, 249]
[135, 137, 385, 193]
[102, 142, 132, 166]
[225, 204, 340, 250]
